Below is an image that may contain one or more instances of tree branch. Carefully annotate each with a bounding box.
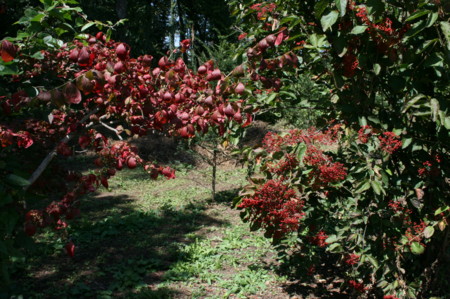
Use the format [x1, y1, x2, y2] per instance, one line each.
[25, 108, 99, 191]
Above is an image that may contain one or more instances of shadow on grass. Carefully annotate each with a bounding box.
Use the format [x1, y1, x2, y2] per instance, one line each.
[273, 247, 351, 298]
[10, 191, 228, 298]
[211, 188, 240, 205]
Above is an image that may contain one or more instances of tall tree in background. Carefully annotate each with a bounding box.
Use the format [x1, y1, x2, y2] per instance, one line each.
[79, 0, 234, 59]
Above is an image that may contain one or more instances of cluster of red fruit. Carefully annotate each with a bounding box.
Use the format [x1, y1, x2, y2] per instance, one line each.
[1, 33, 255, 258]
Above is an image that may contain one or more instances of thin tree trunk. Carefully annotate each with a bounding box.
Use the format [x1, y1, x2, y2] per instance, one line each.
[177, 0, 188, 62]
[169, 0, 176, 51]
[212, 147, 217, 201]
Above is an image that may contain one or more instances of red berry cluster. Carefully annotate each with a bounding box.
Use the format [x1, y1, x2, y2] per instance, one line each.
[238, 179, 304, 239]
[353, 5, 410, 59]
[267, 153, 299, 178]
[378, 132, 402, 154]
[418, 156, 441, 178]
[309, 230, 329, 247]
[344, 253, 360, 265]
[405, 220, 427, 247]
[358, 125, 373, 144]
[348, 279, 366, 292]
[249, 2, 277, 20]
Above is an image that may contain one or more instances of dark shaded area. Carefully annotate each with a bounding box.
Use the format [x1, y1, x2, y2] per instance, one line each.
[129, 133, 197, 167]
[212, 188, 240, 204]
[9, 192, 229, 298]
[240, 120, 276, 148]
[276, 258, 353, 298]
[0, 0, 41, 37]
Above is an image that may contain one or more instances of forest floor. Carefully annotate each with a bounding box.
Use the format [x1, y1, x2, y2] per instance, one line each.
[11, 123, 348, 299]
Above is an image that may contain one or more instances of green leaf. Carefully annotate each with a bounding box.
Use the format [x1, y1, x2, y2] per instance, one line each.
[366, 0, 384, 15]
[373, 63, 381, 75]
[402, 94, 426, 113]
[355, 181, 371, 194]
[335, 0, 347, 16]
[31, 51, 45, 60]
[440, 22, 450, 50]
[371, 180, 382, 195]
[308, 34, 327, 49]
[295, 143, 307, 162]
[410, 242, 425, 255]
[31, 13, 46, 23]
[358, 116, 367, 126]
[423, 226, 434, 239]
[350, 25, 368, 35]
[106, 29, 112, 42]
[321, 10, 339, 32]
[401, 138, 413, 149]
[426, 12, 438, 27]
[0, 63, 19, 75]
[81, 22, 95, 32]
[445, 117, 450, 130]
[416, 39, 438, 54]
[423, 52, 443, 68]
[327, 242, 343, 253]
[265, 92, 278, 105]
[366, 255, 379, 269]
[430, 98, 439, 122]
[325, 235, 338, 244]
[434, 206, 449, 215]
[5, 174, 29, 187]
[314, 0, 329, 19]
[406, 10, 430, 22]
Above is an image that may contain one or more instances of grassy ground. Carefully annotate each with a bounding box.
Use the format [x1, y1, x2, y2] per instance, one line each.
[11, 160, 298, 299]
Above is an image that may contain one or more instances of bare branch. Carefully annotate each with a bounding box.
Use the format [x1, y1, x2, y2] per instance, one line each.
[25, 108, 99, 191]
[99, 120, 123, 140]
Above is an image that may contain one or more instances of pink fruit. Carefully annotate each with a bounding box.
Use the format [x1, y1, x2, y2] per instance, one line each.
[69, 48, 79, 62]
[224, 104, 235, 117]
[198, 65, 207, 74]
[114, 61, 126, 73]
[235, 83, 245, 95]
[77, 47, 90, 66]
[208, 69, 221, 81]
[116, 43, 127, 60]
[127, 157, 137, 169]
[258, 38, 269, 51]
[265, 34, 276, 46]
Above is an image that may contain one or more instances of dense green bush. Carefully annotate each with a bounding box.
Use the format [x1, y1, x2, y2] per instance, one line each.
[232, 0, 450, 297]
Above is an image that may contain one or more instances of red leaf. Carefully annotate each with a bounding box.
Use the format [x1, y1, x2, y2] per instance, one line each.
[275, 32, 284, 46]
[65, 241, 75, 258]
[0, 40, 17, 62]
[100, 176, 109, 188]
